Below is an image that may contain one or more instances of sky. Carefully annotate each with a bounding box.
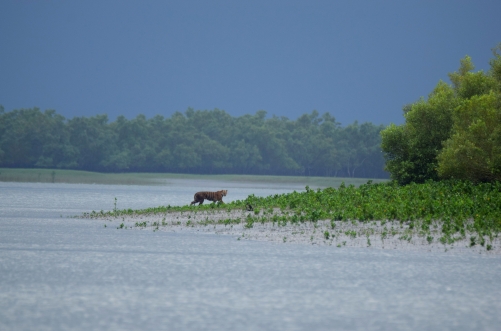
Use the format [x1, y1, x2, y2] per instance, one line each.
[1, 0, 500, 126]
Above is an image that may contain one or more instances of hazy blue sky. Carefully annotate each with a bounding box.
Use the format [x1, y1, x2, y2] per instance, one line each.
[1, 0, 500, 125]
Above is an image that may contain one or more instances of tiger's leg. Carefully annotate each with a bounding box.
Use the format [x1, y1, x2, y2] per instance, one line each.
[198, 199, 204, 205]
[191, 196, 200, 205]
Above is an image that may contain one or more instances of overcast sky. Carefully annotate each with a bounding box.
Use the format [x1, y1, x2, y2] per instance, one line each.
[1, 0, 500, 125]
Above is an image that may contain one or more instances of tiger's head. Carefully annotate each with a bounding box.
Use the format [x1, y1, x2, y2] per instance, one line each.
[220, 190, 228, 196]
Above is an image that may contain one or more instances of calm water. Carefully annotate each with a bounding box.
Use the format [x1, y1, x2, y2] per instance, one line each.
[1, 181, 500, 331]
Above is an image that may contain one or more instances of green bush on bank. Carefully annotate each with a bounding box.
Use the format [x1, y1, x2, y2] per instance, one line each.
[381, 44, 501, 184]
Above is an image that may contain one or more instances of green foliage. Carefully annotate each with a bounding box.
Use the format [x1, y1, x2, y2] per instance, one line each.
[449, 56, 498, 99]
[490, 44, 501, 88]
[438, 92, 501, 182]
[436, 44, 501, 183]
[437, 46, 501, 183]
[0, 107, 388, 178]
[381, 82, 457, 184]
[0, 108, 77, 169]
[382, 43, 501, 184]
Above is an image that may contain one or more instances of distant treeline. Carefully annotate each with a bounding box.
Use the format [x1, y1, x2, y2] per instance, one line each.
[0, 106, 388, 178]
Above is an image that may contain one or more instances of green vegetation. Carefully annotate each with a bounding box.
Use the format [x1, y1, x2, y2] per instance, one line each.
[381, 44, 501, 184]
[86, 180, 500, 249]
[0, 106, 387, 178]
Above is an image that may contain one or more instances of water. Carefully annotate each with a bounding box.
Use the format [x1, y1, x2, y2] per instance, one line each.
[1, 181, 500, 331]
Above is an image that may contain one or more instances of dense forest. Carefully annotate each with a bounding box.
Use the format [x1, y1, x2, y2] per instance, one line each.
[381, 44, 501, 184]
[0, 106, 388, 178]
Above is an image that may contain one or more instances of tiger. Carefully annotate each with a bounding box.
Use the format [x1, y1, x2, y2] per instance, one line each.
[190, 190, 228, 205]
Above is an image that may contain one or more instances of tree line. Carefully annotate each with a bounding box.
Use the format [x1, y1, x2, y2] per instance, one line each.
[0, 106, 388, 178]
[381, 44, 501, 184]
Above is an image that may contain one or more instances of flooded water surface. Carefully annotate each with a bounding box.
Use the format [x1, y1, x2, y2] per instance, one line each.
[0, 181, 500, 331]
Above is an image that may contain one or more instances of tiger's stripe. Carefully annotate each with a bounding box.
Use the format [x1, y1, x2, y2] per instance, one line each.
[190, 190, 228, 205]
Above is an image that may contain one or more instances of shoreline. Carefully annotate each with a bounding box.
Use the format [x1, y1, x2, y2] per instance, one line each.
[91, 209, 501, 255]
[0, 168, 387, 187]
